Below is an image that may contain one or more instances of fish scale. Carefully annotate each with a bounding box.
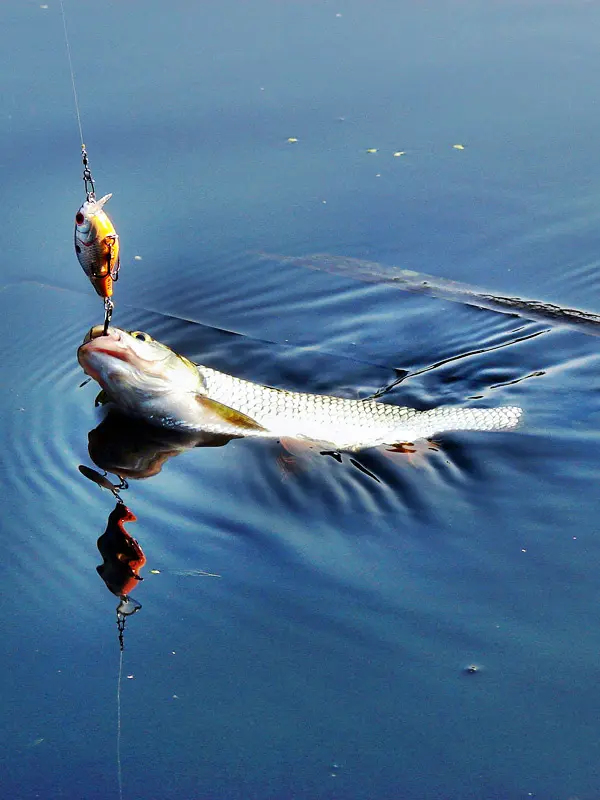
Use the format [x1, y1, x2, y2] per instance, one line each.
[198, 366, 522, 451]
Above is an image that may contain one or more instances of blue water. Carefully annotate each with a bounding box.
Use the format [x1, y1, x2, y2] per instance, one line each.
[3, 2, 600, 798]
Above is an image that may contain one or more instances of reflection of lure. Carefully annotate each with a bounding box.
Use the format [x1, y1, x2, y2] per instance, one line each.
[96, 503, 146, 598]
[74, 193, 120, 298]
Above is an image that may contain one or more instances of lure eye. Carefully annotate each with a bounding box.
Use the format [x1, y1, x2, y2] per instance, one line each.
[131, 331, 152, 342]
[75, 212, 85, 225]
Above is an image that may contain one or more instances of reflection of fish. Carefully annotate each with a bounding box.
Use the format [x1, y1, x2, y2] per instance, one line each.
[74, 193, 120, 298]
[262, 252, 600, 337]
[96, 503, 146, 597]
[88, 411, 235, 479]
[78, 326, 522, 452]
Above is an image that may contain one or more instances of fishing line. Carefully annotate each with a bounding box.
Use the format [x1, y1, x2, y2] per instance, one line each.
[59, 0, 120, 331]
[114, 600, 141, 800]
[59, 0, 85, 148]
[116, 643, 124, 800]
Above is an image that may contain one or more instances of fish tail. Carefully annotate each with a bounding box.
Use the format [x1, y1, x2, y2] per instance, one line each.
[413, 405, 523, 440]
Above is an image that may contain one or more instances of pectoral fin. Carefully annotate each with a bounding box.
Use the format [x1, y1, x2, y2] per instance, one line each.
[195, 395, 267, 432]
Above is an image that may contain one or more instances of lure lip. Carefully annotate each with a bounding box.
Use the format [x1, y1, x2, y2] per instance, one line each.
[76, 193, 113, 223]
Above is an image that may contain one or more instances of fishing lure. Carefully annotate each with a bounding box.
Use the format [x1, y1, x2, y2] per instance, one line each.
[60, 0, 122, 329]
[74, 189, 120, 300]
[73, 146, 121, 332]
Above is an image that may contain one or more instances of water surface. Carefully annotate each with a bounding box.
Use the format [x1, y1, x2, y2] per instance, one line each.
[2, 2, 600, 799]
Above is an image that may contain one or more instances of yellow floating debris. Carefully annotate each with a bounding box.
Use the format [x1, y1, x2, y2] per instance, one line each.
[453, 144, 465, 150]
[393, 151, 406, 157]
[150, 569, 161, 574]
[366, 148, 378, 154]
[287, 137, 298, 143]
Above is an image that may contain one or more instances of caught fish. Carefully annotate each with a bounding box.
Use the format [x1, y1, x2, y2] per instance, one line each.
[74, 193, 120, 298]
[78, 326, 523, 452]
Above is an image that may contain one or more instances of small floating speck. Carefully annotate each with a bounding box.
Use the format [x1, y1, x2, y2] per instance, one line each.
[127, 675, 134, 679]
[40, 4, 49, 8]
[172, 694, 179, 699]
[287, 137, 298, 143]
[453, 144, 465, 150]
[393, 151, 406, 157]
[375, 173, 381, 177]
[366, 148, 378, 154]
[463, 664, 483, 675]
[336, 13, 342, 17]
[521, 548, 527, 553]
[134, 255, 142, 261]
[150, 569, 160, 574]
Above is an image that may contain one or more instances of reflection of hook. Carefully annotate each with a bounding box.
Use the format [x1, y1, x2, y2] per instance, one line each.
[117, 596, 142, 616]
[116, 598, 141, 650]
[78, 464, 123, 500]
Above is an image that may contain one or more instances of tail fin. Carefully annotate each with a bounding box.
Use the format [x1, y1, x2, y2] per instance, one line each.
[414, 405, 523, 440]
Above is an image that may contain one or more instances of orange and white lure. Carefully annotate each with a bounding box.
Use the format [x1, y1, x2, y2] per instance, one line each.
[74, 193, 120, 298]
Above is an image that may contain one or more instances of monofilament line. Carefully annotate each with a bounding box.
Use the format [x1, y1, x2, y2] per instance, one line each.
[116, 647, 124, 800]
[59, 0, 85, 146]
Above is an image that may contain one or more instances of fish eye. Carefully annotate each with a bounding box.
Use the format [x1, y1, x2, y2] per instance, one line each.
[75, 212, 85, 225]
[131, 331, 152, 342]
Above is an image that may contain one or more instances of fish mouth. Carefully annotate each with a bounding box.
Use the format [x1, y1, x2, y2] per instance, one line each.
[82, 325, 119, 345]
[77, 327, 135, 385]
[78, 325, 169, 380]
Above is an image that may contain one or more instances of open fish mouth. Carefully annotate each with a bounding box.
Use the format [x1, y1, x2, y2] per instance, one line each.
[82, 324, 120, 345]
[78, 326, 174, 389]
[79, 326, 130, 369]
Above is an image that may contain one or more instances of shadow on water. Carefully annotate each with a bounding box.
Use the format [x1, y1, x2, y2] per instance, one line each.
[262, 252, 600, 337]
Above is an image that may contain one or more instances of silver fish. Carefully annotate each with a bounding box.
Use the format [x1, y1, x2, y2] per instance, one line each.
[78, 326, 522, 452]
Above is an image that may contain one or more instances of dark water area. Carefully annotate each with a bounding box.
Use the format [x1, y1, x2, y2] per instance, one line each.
[3, 2, 600, 798]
